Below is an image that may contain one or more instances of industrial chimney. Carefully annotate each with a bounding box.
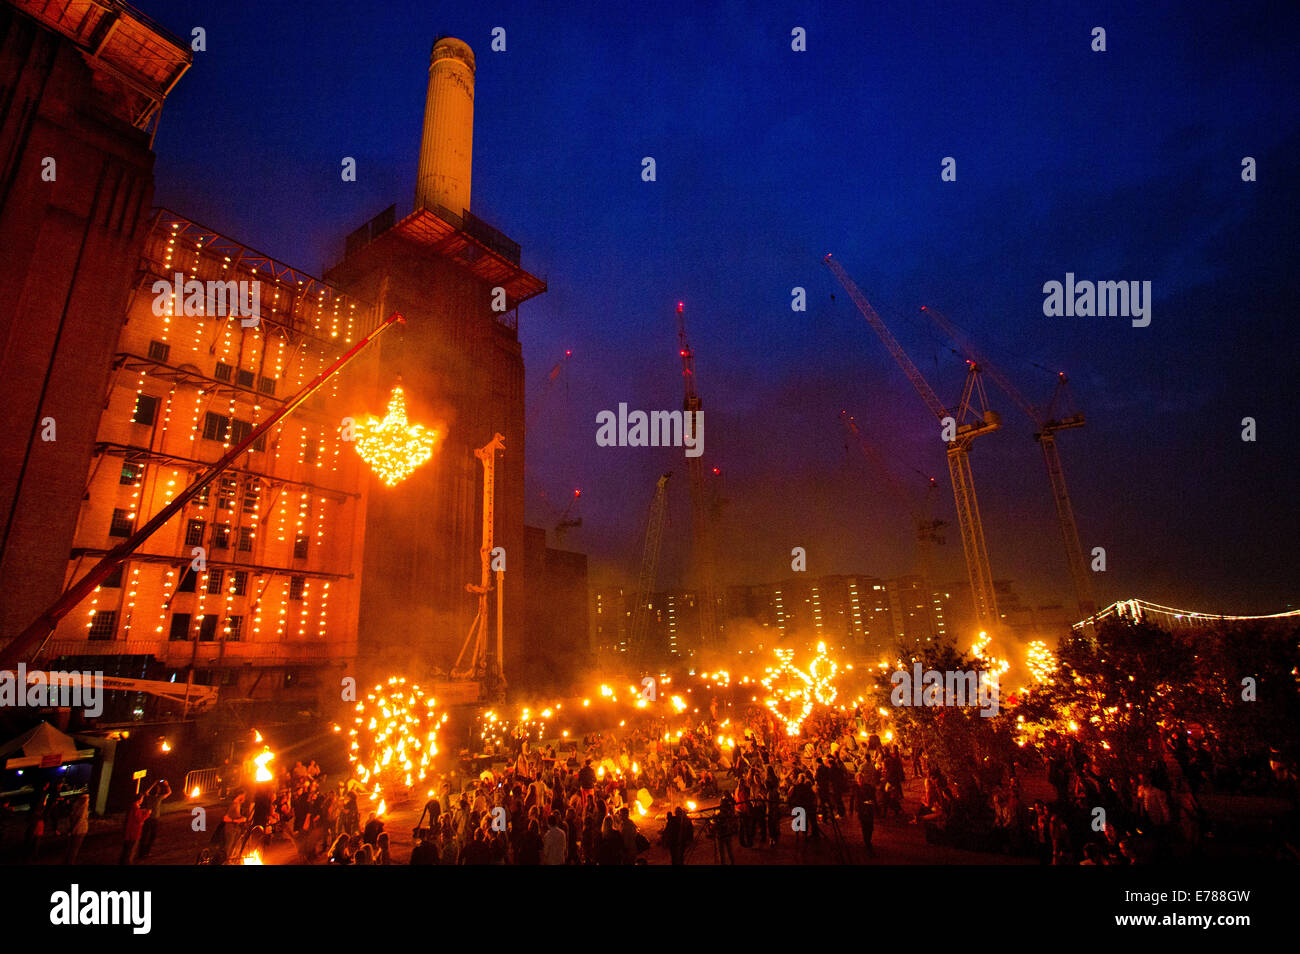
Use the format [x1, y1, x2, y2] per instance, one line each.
[416, 36, 475, 217]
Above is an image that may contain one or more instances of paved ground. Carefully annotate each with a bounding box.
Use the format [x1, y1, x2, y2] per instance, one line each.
[3, 772, 1044, 866]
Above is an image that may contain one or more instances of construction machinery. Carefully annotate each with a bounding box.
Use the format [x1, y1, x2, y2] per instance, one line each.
[676, 302, 720, 651]
[919, 306, 1094, 617]
[840, 411, 947, 635]
[628, 472, 672, 664]
[824, 255, 1002, 631]
[452, 433, 506, 699]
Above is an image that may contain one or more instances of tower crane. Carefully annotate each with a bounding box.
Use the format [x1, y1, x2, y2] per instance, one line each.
[676, 302, 720, 651]
[628, 472, 672, 664]
[918, 306, 1094, 617]
[839, 411, 947, 636]
[824, 255, 1002, 631]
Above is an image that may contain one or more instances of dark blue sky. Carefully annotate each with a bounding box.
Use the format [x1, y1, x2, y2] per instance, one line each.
[147, 0, 1299, 614]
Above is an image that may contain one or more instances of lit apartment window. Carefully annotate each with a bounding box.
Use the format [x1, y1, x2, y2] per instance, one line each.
[225, 615, 243, 641]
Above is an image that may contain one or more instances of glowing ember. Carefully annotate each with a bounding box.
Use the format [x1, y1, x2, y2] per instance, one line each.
[352, 385, 437, 486]
[348, 677, 442, 807]
[1026, 639, 1057, 685]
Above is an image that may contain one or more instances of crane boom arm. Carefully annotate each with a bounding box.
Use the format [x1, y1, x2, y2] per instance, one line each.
[919, 306, 1040, 424]
[825, 254, 948, 422]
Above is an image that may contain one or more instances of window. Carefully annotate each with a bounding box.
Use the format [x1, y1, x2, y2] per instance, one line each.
[88, 610, 117, 640]
[185, 519, 206, 547]
[231, 570, 248, 596]
[147, 340, 171, 363]
[195, 483, 210, 507]
[120, 463, 142, 486]
[214, 362, 233, 383]
[236, 369, 255, 389]
[198, 615, 218, 641]
[289, 576, 305, 601]
[225, 615, 243, 641]
[216, 477, 236, 510]
[177, 568, 197, 592]
[202, 412, 230, 442]
[206, 568, 225, 594]
[168, 613, 192, 641]
[242, 480, 260, 510]
[252, 433, 267, 453]
[229, 419, 253, 445]
[257, 375, 277, 396]
[102, 565, 124, 588]
[304, 438, 319, 465]
[132, 395, 159, 426]
[238, 527, 254, 552]
[293, 534, 309, 559]
[109, 508, 133, 537]
[211, 523, 230, 549]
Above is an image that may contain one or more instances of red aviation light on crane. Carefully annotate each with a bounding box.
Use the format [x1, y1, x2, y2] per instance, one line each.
[565, 350, 572, 358]
[573, 488, 581, 498]
[677, 302, 684, 313]
[711, 467, 720, 475]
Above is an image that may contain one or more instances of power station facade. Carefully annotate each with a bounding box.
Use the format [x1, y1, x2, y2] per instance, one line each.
[0, 1, 571, 724]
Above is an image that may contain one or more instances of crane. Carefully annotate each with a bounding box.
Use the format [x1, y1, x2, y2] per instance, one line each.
[676, 302, 720, 651]
[452, 433, 506, 698]
[840, 411, 947, 636]
[824, 255, 1002, 632]
[525, 349, 572, 434]
[918, 306, 1095, 617]
[628, 472, 672, 664]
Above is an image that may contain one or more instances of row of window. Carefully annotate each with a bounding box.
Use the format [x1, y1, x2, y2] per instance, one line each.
[87, 609, 243, 642]
[91, 566, 309, 599]
[145, 339, 277, 396]
[109, 506, 311, 557]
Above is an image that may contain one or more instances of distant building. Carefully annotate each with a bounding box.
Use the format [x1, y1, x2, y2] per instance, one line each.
[521, 525, 589, 691]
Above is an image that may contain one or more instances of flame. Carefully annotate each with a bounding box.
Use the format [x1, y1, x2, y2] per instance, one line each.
[190, 786, 200, 798]
[241, 849, 263, 865]
[352, 385, 438, 486]
[253, 746, 275, 783]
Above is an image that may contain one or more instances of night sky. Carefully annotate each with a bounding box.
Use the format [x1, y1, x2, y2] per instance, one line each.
[146, 0, 1299, 615]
